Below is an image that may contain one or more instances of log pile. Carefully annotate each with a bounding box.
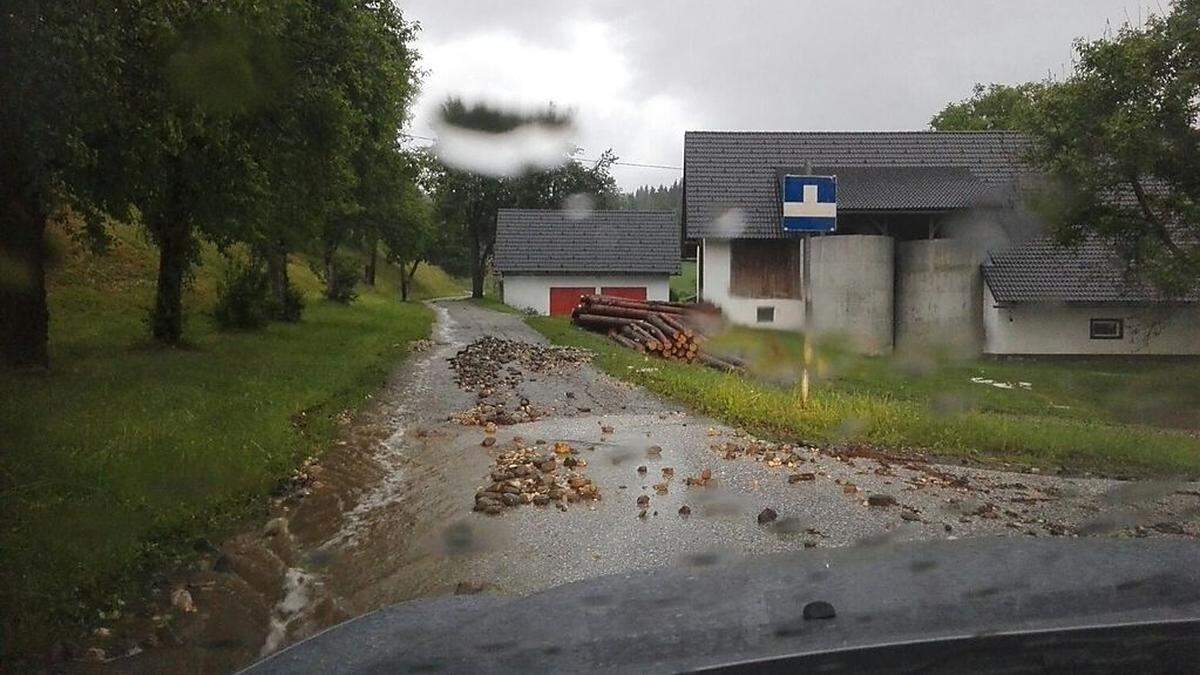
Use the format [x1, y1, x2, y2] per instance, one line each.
[570, 295, 743, 371]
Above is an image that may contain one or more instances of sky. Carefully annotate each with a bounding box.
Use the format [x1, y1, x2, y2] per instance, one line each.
[397, 0, 1163, 191]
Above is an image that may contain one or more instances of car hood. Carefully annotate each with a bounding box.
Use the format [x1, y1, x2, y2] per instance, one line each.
[244, 537, 1200, 673]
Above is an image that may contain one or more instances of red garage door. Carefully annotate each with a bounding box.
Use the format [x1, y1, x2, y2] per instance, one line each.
[601, 286, 647, 301]
[549, 287, 596, 316]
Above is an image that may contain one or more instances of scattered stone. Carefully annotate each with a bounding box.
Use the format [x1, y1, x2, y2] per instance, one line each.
[474, 445, 600, 514]
[636, 495, 650, 509]
[802, 600, 836, 620]
[170, 588, 196, 613]
[483, 422, 497, 434]
[637, 465, 647, 474]
[647, 445, 663, 457]
[757, 508, 778, 524]
[867, 494, 897, 508]
[455, 581, 487, 595]
[1153, 521, 1186, 535]
[84, 647, 108, 663]
[480, 437, 496, 447]
[601, 424, 615, 434]
[900, 511, 921, 522]
[678, 505, 691, 517]
[788, 472, 815, 483]
[653, 482, 669, 495]
[449, 336, 592, 392]
[661, 467, 675, 478]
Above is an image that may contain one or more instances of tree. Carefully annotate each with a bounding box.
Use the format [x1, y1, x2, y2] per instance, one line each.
[0, 1, 128, 367]
[929, 82, 1041, 131]
[1023, 0, 1200, 297]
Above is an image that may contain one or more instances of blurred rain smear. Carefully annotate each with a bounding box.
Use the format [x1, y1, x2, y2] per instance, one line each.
[433, 97, 575, 177]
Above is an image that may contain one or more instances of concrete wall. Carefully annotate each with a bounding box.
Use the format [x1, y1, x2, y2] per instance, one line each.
[895, 239, 983, 355]
[983, 285, 1200, 355]
[502, 273, 670, 315]
[809, 235, 895, 354]
[699, 238, 806, 330]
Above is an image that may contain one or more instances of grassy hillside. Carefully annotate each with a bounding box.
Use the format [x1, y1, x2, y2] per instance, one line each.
[0, 224, 458, 656]
[529, 317, 1200, 478]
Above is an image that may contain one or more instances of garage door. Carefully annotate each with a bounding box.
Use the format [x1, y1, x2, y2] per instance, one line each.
[549, 287, 596, 316]
[600, 286, 647, 301]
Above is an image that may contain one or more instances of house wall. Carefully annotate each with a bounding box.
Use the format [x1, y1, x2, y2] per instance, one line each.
[983, 285, 1200, 355]
[809, 235, 894, 354]
[895, 239, 983, 355]
[502, 273, 670, 315]
[700, 239, 806, 329]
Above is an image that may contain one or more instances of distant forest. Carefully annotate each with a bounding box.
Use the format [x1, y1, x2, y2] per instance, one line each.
[620, 179, 680, 212]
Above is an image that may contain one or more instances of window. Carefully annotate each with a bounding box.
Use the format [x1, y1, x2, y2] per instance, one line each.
[729, 240, 802, 299]
[756, 306, 775, 323]
[1089, 318, 1123, 340]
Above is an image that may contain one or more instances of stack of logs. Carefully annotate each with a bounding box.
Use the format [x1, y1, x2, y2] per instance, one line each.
[570, 295, 743, 371]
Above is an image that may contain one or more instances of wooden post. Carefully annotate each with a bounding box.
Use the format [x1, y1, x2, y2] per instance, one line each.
[801, 231, 812, 406]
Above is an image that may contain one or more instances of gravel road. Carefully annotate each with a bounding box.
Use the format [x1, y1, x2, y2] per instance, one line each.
[99, 299, 1200, 673]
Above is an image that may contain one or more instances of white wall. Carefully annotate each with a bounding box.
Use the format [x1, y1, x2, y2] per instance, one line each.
[895, 239, 983, 355]
[502, 273, 670, 315]
[983, 285, 1200, 355]
[699, 238, 806, 330]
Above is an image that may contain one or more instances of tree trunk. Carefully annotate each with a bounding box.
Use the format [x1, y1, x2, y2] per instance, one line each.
[399, 259, 420, 302]
[323, 240, 336, 299]
[265, 238, 290, 314]
[0, 184, 49, 369]
[469, 224, 484, 298]
[151, 222, 191, 344]
[363, 236, 377, 286]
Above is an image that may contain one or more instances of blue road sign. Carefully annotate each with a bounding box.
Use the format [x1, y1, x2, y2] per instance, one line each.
[782, 175, 837, 233]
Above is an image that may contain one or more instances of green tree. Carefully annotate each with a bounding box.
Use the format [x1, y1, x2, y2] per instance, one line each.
[1024, 0, 1200, 296]
[929, 82, 1040, 131]
[0, 1, 128, 367]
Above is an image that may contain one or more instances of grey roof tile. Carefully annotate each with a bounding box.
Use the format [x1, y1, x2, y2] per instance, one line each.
[982, 237, 1198, 303]
[685, 130, 1032, 238]
[495, 209, 680, 274]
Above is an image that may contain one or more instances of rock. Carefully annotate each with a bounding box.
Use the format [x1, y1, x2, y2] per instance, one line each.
[481, 437, 496, 447]
[500, 493, 521, 507]
[788, 473, 815, 483]
[565, 391, 576, 399]
[661, 467, 675, 478]
[678, 505, 691, 517]
[171, 588, 196, 613]
[636, 495, 650, 508]
[653, 482, 669, 495]
[538, 460, 557, 472]
[84, 647, 107, 663]
[484, 422, 497, 434]
[92, 627, 112, 639]
[900, 511, 921, 522]
[532, 494, 550, 506]
[1153, 521, 1186, 535]
[700, 468, 712, 481]
[757, 508, 778, 524]
[867, 494, 897, 507]
[637, 465, 647, 474]
[455, 581, 487, 595]
[944, 523, 953, 533]
[647, 445, 663, 457]
[485, 504, 503, 515]
[601, 425, 615, 434]
[802, 600, 836, 620]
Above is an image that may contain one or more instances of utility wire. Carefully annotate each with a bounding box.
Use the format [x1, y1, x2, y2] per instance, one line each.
[401, 133, 683, 171]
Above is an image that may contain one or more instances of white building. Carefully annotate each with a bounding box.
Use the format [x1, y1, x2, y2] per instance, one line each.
[494, 209, 678, 316]
[684, 130, 1200, 356]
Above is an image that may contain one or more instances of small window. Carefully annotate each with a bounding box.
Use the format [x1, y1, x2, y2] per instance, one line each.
[1090, 318, 1123, 340]
[756, 306, 775, 323]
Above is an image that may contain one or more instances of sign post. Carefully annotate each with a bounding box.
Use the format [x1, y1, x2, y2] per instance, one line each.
[781, 173, 837, 406]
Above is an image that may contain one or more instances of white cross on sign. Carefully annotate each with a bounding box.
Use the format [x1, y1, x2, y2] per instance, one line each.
[782, 184, 836, 218]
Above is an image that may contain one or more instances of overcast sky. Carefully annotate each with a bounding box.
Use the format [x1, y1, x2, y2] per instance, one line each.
[398, 0, 1162, 191]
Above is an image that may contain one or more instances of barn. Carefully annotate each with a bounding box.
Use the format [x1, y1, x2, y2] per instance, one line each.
[494, 209, 680, 316]
[683, 130, 1200, 356]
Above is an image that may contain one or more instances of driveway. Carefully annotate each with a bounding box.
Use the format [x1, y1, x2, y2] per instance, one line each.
[104, 299, 1200, 673]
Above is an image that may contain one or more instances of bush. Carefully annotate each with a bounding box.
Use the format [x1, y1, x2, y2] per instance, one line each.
[213, 262, 270, 330]
[323, 254, 359, 304]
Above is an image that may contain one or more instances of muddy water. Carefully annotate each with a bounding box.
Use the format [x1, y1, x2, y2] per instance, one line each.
[85, 300, 1200, 673]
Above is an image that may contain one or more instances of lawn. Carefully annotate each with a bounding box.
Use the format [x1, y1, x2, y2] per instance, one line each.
[0, 224, 449, 656]
[528, 317, 1200, 478]
[670, 260, 697, 302]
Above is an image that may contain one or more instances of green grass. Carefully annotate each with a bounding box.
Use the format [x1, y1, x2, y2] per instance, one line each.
[670, 260, 697, 302]
[0, 224, 446, 656]
[528, 317, 1200, 478]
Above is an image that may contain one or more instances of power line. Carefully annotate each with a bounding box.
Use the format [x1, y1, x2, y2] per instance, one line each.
[401, 133, 682, 171]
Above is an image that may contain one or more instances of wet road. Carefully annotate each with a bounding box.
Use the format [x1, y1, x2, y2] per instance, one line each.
[99, 299, 1200, 673]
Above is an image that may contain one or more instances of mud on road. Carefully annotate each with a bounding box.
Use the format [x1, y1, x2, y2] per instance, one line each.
[84, 299, 1200, 673]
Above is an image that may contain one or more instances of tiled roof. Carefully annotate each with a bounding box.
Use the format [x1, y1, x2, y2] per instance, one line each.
[685, 131, 1032, 238]
[982, 237, 1198, 303]
[495, 209, 680, 274]
[810, 166, 1002, 211]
